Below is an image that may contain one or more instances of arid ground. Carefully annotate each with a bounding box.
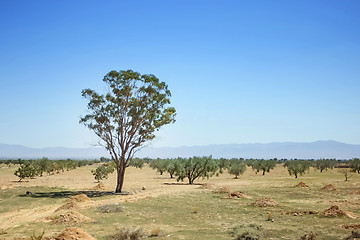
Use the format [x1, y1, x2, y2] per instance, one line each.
[1, 163, 360, 239]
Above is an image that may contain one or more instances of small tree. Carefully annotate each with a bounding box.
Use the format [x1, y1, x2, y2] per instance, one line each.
[350, 158, 360, 174]
[80, 70, 176, 193]
[166, 159, 178, 178]
[284, 160, 311, 178]
[251, 159, 277, 175]
[314, 159, 337, 172]
[91, 163, 115, 182]
[130, 158, 145, 169]
[14, 162, 38, 182]
[228, 159, 246, 179]
[338, 168, 353, 181]
[174, 156, 219, 184]
[150, 159, 169, 175]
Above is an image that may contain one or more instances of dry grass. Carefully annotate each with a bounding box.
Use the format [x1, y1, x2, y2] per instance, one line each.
[1, 163, 360, 239]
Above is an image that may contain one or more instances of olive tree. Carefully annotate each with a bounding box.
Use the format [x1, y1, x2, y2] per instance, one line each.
[284, 160, 311, 178]
[174, 156, 219, 184]
[228, 158, 246, 179]
[80, 70, 176, 193]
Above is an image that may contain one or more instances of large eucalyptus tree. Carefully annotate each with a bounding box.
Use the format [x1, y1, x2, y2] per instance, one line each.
[80, 70, 176, 193]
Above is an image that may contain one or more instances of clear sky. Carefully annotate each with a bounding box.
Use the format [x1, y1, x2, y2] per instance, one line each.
[1, 0, 360, 148]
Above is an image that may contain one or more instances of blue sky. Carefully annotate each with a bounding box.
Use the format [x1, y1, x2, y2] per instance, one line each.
[1, 0, 360, 148]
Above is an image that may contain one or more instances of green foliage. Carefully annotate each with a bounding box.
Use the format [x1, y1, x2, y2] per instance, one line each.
[14, 162, 38, 181]
[130, 158, 145, 169]
[251, 159, 277, 175]
[166, 160, 178, 178]
[216, 158, 230, 174]
[228, 158, 246, 178]
[231, 224, 263, 240]
[284, 160, 311, 178]
[80, 70, 176, 193]
[174, 156, 219, 184]
[314, 159, 337, 172]
[149, 159, 169, 175]
[350, 158, 360, 173]
[91, 163, 115, 182]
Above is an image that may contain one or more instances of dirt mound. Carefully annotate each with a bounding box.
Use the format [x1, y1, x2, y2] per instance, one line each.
[93, 183, 106, 190]
[343, 224, 360, 229]
[69, 194, 91, 202]
[52, 211, 93, 224]
[213, 186, 231, 193]
[55, 201, 80, 212]
[322, 205, 344, 217]
[228, 191, 251, 199]
[295, 182, 309, 188]
[252, 197, 278, 207]
[320, 184, 337, 191]
[55, 227, 96, 240]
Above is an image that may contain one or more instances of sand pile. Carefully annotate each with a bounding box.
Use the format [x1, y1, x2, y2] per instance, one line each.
[55, 227, 96, 240]
[55, 201, 80, 212]
[93, 183, 106, 190]
[69, 194, 91, 202]
[228, 191, 251, 199]
[52, 211, 93, 224]
[252, 197, 278, 207]
[321, 205, 356, 218]
[295, 182, 309, 188]
[320, 184, 337, 191]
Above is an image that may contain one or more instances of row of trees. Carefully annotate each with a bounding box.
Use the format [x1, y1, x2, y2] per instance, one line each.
[6, 158, 99, 181]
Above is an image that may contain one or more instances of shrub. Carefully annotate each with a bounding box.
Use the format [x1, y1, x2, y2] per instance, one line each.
[231, 224, 263, 240]
[111, 227, 147, 240]
[97, 203, 124, 213]
[91, 163, 115, 182]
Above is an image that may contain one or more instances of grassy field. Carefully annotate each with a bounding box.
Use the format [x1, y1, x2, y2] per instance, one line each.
[0, 163, 360, 239]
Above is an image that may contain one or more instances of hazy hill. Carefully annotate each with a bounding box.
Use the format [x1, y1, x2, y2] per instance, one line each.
[1, 141, 360, 159]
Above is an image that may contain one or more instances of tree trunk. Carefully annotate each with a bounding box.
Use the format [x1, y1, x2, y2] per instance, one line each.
[295, 173, 298, 178]
[262, 170, 265, 175]
[115, 165, 125, 193]
[188, 178, 193, 184]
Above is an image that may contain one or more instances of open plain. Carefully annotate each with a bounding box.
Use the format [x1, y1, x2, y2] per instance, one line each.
[0, 163, 360, 240]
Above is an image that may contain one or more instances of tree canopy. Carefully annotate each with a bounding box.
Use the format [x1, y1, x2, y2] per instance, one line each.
[80, 70, 176, 192]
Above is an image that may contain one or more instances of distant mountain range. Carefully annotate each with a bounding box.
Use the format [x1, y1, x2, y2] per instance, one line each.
[1, 141, 360, 159]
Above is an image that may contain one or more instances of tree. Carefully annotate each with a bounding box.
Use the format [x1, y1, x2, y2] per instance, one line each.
[14, 162, 38, 181]
[284, 160, 311, 178]
[314, 159, 337, 172]
[251, 159, 277, 175]
[174, 156, 219, 184]
[349, 158, 360, 174]
[149, 159, 169, 175]
[228, 158, 246, 179]
[80, 70, 176, 193]
[338, 168, 353, 181]
[91, 163, 115, 182]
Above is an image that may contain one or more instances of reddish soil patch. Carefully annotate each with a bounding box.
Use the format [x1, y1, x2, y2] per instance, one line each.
[320, 184, 337, 191]
[69, 194, 91, 202]
[55, 227, 96, 240]
[321, 205, 356, 218]
[93, 183, 106, 190]
[55, 201, 80, 212]
[295, 182, 309, 188]
[252, 197, 278, 207]
[52, 211, 93, 224]
[228, 191, 251, 199]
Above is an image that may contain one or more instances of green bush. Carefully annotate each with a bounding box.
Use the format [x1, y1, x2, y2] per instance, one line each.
[231, 224, 263, 240]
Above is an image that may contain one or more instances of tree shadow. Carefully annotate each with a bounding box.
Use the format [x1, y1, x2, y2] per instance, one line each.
[19, 190, 131, 199]
[163, 182, 202, 185]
